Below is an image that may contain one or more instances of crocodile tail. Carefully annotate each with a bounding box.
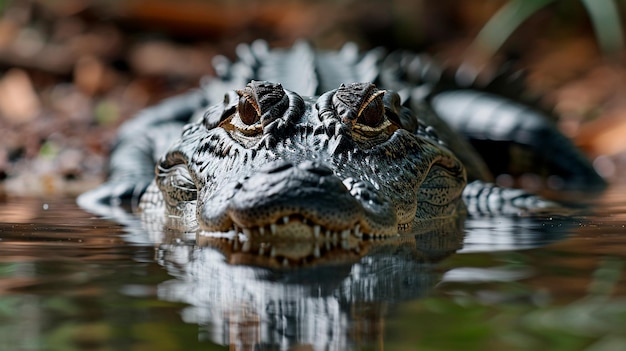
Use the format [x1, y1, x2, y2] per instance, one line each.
[430, 90, 606, 190]
[462, 180, 560, 217]
[377, 50, 605, 190]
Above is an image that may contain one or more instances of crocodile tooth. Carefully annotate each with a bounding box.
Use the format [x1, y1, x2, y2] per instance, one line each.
[282, 216, 290, 224]
[332, 232, 338, 242]
[233, 239, 239, 251]
[242, 241, 251, 253]
[354, 224, 361, 238]
[313, 225, 321, 238]
[341, 230, 349, 239]
[325, 230, 331, 239]
[270, 247, 276, 258]
[270, 224, 277, 235]
[242, 228, 251, 236]
[354, 246, 361, 253]
[341, 240, 349, 250]
[258, 246, 265, 256]
[314, 245, 320, 258]
[259, 227, 265, 236]
[282, 258, 289, 267]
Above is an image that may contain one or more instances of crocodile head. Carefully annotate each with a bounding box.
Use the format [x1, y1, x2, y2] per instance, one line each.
[141, 81, 466, 262]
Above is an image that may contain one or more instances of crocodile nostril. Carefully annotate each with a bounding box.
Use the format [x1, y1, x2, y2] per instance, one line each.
[259, 161, 294, 174]
[299, 160, 333, 176]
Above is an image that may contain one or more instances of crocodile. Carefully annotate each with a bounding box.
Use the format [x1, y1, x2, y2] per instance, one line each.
[78, 41, 605, 263]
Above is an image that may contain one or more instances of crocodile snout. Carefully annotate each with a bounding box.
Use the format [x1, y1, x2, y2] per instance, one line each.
[198, 160, 398, 239]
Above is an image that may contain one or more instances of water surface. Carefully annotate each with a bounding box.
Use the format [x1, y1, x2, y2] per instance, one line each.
[1, 187, 626, 350]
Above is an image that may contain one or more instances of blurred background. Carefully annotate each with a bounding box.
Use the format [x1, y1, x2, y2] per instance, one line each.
[0, 0, 624, 197]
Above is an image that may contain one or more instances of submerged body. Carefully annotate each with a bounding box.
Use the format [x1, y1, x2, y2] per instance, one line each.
[79, 41, 604, 264]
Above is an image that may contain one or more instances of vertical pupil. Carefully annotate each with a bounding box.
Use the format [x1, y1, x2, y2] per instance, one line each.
[359, 98, 384, 127]
[238, 96, 260, 125]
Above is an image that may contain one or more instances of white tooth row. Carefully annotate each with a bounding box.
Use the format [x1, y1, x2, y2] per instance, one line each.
[398, 222, 410, 231]
[316, 224, 363, 240]
[225, 216, 401, 243]
[231, 220, 367, 239]
[203, 224, 391, 244]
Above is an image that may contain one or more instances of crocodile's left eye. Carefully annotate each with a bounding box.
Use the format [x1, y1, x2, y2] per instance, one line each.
[224, 81, 288, 136]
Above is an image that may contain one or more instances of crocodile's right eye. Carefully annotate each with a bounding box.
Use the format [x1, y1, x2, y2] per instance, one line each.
[331, 83, 397, 141]
[238, 94, 261, 125]
[356, 89, 385, 128]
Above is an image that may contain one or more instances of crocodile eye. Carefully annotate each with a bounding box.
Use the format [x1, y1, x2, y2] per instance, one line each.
[333, 83, 386, 126]
[237, 94, 261, 125]
[357, 91, 385, 127]
[230, 81, 288, 134]
[329, 83, 397, 143]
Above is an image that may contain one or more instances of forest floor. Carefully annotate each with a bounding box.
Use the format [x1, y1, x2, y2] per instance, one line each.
[0, 0, 625, 198]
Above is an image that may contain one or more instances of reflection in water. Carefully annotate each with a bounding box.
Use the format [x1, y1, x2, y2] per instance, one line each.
[0, 196, 594, 350]
[149, 217, 466, 349]
[130, 211, 572, 349]
[460, 215, 572, 253]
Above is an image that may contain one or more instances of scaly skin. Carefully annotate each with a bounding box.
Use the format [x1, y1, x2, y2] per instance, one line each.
[139, 81, 466, 243]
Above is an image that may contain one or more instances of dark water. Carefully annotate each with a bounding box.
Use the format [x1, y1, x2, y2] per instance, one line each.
[1, 187, 626, 351]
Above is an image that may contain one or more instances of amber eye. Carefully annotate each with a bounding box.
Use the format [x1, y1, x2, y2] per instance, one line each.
[333, 83, 387, 129]
[357, 92, 385, 127]
[237, 95, 261, 125]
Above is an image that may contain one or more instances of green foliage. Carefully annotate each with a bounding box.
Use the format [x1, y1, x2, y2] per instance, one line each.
[581, 0, 625, 54]
[475, 0, 624, 56]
